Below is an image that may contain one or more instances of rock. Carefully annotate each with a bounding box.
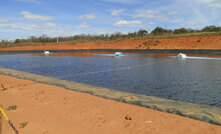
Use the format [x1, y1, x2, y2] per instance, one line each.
[125, 115, 132, 120]
[145, 120, 152, 124]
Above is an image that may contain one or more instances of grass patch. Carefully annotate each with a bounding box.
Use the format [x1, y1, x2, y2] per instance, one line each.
[143, 41, 148, 46]
[6, 105, 17, 111]
[155, 40, 160, 43]
[197, 37, 202, 42]
[153, 40, 160, 46]
[140, 40, 160, 48]
[19, 121, 29, 128]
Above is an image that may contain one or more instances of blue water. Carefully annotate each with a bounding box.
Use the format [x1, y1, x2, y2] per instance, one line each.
[0, 52, 221, 108]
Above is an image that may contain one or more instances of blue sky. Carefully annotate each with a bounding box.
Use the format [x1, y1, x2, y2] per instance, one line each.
[0, 0, 221, 40]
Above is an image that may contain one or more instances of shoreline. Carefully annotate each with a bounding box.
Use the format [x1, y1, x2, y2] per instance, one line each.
[0, 67, 221, 126]
[0, 74, 221, 134]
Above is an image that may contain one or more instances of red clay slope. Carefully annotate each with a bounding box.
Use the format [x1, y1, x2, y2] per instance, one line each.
[0, 35, 221, 51]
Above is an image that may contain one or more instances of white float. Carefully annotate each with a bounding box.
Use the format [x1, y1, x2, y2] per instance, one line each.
[177, 52, 187, 59]
[115, 52, 122, 56]
[44, 51, 50, 54]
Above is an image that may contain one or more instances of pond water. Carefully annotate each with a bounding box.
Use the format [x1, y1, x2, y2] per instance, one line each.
[0, 52, 221, 108]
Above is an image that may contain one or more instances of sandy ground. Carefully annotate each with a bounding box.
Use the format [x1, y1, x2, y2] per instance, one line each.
[0, 35, 221, 51]
[0, 75, 221, 134]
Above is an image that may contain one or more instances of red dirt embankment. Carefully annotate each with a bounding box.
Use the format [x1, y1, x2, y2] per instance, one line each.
[1, 75, 221, 134]
[0, 35, 221, 51]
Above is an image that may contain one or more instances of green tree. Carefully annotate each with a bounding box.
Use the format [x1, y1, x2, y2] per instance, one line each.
[137, 29, 148, 37]
[14, 39, 20, 43]
[173, 28, 188, 34]
[202, 25, 221, 32]
[151, 27, 169, 35]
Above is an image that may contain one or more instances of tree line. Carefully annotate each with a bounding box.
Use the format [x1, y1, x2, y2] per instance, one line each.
[151, 25, 221, 35]
[0, 25, 221, 47]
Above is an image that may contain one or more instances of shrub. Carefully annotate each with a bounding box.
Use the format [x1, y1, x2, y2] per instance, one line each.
[19, 121, 29, 128]
[137, 29, 148, 37]
[173, 28, 188, 34]
[6, 105, 17, 111]
[143, 42, 148, 46]
[197, 37, 202, 42]
[155, 40, 160, 43]
[202, 25, 221, 32]
[151, 27, 171, 35]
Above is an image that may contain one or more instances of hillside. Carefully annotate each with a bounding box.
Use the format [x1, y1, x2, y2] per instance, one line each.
[0, 35, 221, 51]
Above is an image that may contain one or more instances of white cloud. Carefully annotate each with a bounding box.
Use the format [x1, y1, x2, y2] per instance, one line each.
[187, 2, 204, 18]
[76, 22, 91, 29]
[0, 22, 57, 31]
[186, 1, 211, 26]
[79, 14, 96, 20]
[111, 9, 124, 16]
[148, 22, 155, 25]
[0, 22, 77, 39]
[17, 18, 24, 21]
[132, 10, 170, 21]
[132, 10, 155, 18]
[167, 10, 178, 15]
[20, 11, 56, 21]
[75, 22, 112, 33]
[0, 21, 111, 39]
[64, 25, 73, 30]
[0, 18, 10, 23]
[155, 15, 170, 21]
[13, 0, 41, 4]
[113, 20, 142, 27]
[102, 0, 144, 4]
[195, 0, 221, 8]
[41, 23, 57, 29]
[180, 22, 202, 27]
[211, 0, 221, 7]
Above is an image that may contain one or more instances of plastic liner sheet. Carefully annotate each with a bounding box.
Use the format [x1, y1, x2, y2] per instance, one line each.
[0, 67, 221, 126]
[1, 49, 221, 54]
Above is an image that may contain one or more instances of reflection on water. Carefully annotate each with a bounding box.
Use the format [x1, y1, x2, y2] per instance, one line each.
[0, 52, 221, 108]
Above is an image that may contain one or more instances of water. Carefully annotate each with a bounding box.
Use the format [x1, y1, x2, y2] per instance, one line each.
[0, 52, 221, 108]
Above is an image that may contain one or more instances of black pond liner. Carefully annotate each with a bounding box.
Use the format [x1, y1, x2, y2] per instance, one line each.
[0, 67, 221, 126]
[1, 49, 221, 54]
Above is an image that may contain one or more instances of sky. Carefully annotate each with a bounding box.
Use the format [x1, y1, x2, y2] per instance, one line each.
[0, 0, 221, 40]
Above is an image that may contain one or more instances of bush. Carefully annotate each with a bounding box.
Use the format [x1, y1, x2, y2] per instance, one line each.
[6, 105, 17, 111]
[202, 25, 221, 32]
[19, 121, 29, 128]
[173, 28, 188, 34]
[137, 29, 148, 37]
[151, 27, 171, 35]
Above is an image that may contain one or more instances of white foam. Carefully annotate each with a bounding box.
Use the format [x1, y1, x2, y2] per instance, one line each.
[186, 56, 221, 60]
[177, 53, 187, 59]
[115, 52, 122, 56]
[44, 51, 50, 54]
[175, 53, 221, 60]
[94, 52, 125, 57]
